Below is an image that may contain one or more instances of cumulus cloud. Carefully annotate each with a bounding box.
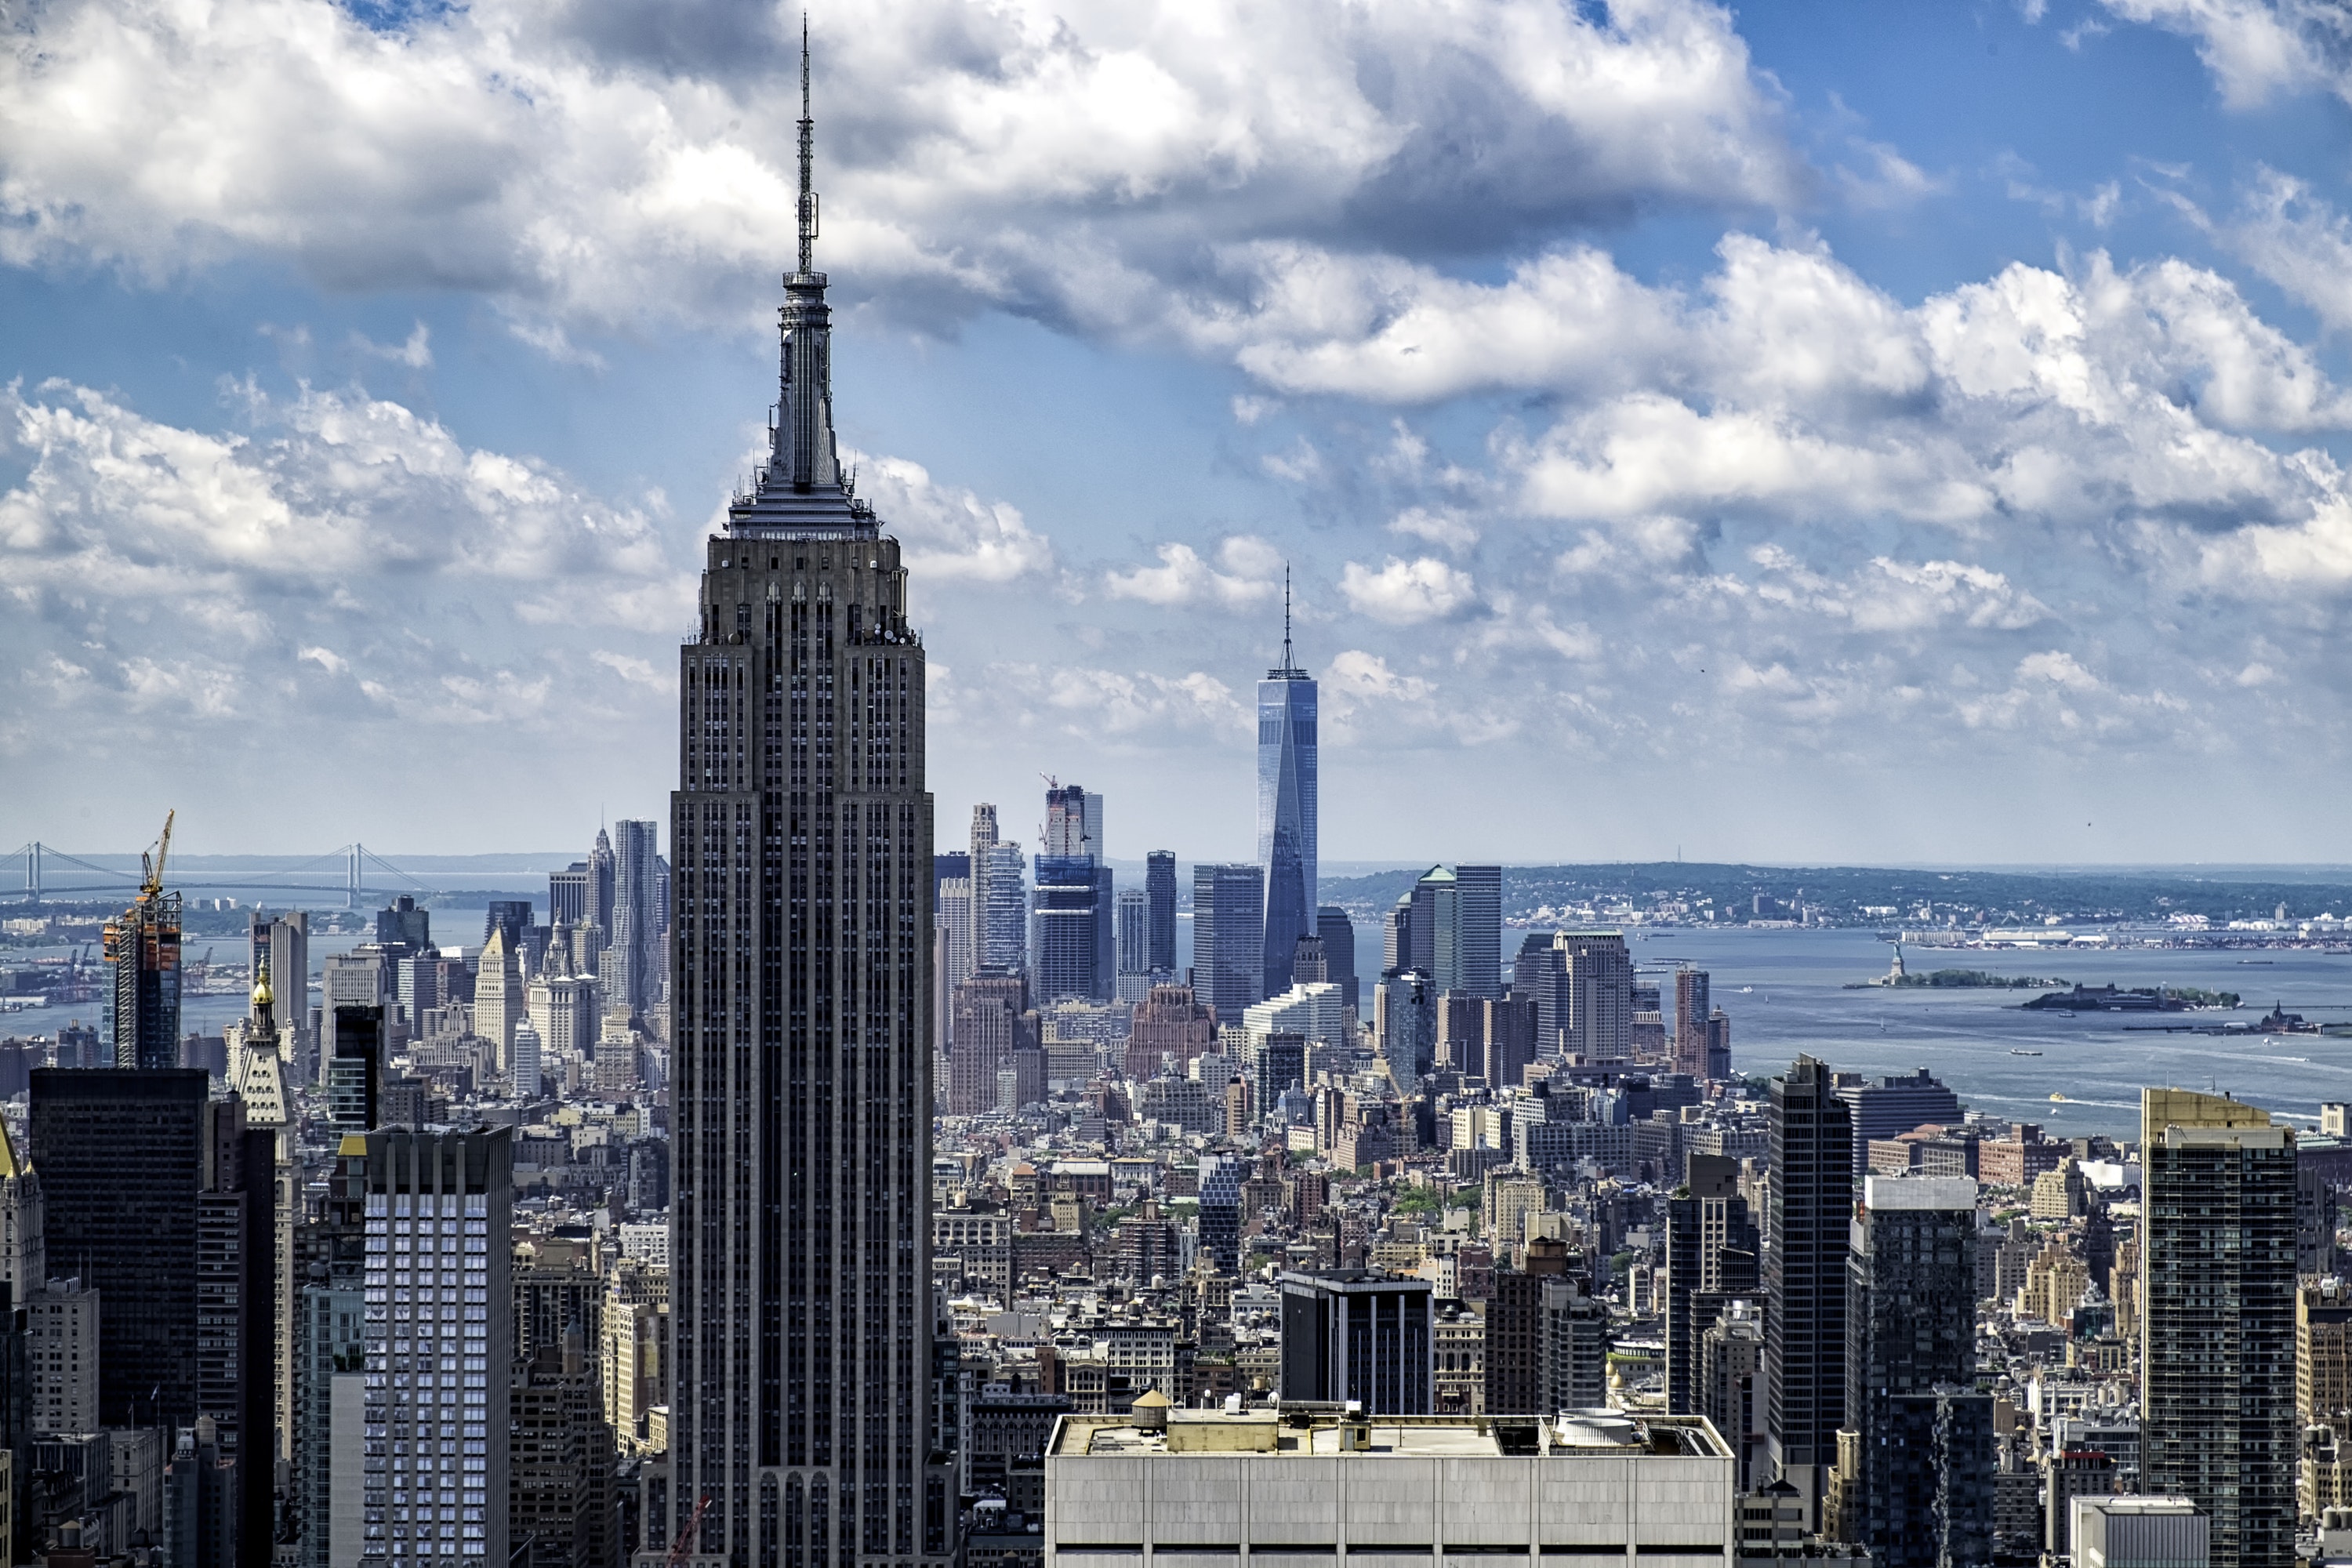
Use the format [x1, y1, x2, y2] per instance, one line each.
[1105, 540, 1279, 608]
[0, 0, 1807, 340]
[1339, 557, 1480, 624]
[2223, 169, 2352, 335]
[2093, 0, 2352, 108]
[853, 452, 1054, 585]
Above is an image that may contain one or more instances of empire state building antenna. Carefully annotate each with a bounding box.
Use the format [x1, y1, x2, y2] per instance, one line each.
[797, 13, 818, 278]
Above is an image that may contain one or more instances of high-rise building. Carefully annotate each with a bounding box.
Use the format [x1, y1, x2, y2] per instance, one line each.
[550, 863, 589, 927]
[0, 1120, 42, 1309]
[1451, 866, 1501, 998]
[328, 1004, 383, 1133]
[233, 965, 297, 1468]
[1192, 863, 1265, 1023]
[975, 841, 1028, 975]
[1766, 1054, 1853, 1508]
[1512, 931, 1567, 1053]
[296, 1133, 368, 1568]
[1559, 932, 1633, 1063]
[1258, 593, 1318, 998]
[194, 1093, 277, 1557]
[318, 950, 387, 1087]
[510, 1016, 543, 1099]
[1315, 906, 1358, 1014]
[2140, 1088, 2295, 1568]
[1145, 852, 1178, 975]
[1115, 888, 1149, 977]
[1043, 783, 1102, 858]
[510, 1327, 617, 1568]
[357, 1126, 514, 1566]
[589, 827, 616, 936]
[377, 895, 432, 954]
[249, 910, 310, 1080]
[1842, 1174, 1990, 1567]
[666, 50, 945, 1561]
[474, 927, 521, 1073]
[1835, 1069, 1965, 1179]
[31, 1068, 208, 1430]
[1277, 1270, 1431, 1414]
[949, 973, 1036, 1117]
[484, 901, 535, 954]
[102, 833, 182, 1072]
[1200, 1156, 1242, 1272]
[27, 1276, 98, 1435]
[611, 818, 662, 1018]
[1672, 969, 1710, 1079]
[1031, 855, 1112, 1004]
[1664, 1154, 1758, 1417]
[1122, 985, 1216, 1080]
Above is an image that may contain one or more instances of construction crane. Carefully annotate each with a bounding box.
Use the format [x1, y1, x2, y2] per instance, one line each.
[664, 1494, 714, 1566]
[140, 808, 176, 900]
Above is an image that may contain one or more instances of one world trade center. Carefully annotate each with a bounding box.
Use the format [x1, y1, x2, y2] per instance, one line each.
[1259, 578, 1318, 996]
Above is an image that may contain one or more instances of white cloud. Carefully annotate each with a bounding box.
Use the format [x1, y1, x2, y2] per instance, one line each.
[1105, 541, 1279, 608]
[2223, 169, 2352, 334]
[852, 452, 1054, 585]
[352, 321, 433, 368]
[1388, 507, 1479, 554]
[1339, 557, 1480, 624]
[2093, 0, 2352, 108]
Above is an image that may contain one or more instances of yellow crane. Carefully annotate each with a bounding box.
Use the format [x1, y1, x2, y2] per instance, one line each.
[140, 808, 175, 900]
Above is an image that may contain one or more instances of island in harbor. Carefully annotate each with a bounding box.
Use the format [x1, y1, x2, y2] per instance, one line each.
[2020, 982, 2241, 1012]
[1847, 943, 2063, 990]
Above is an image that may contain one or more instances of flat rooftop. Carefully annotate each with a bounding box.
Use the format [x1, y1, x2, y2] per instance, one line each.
[1051, 1410, 1729, 1461]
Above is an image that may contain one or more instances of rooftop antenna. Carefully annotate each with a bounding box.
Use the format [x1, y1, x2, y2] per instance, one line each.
[1283, 564, 1293, 671]
[797, 13, 818, 278]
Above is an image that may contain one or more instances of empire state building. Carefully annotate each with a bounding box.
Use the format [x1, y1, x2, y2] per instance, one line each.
[668, 38, 944, 1567]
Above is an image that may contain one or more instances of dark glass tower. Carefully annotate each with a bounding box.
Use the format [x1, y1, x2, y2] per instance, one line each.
[1766, 1054, 1853, 1506]
[667, 35, 943, 1567]
[1257, 580, 1316, 997]
[1664, 1153, 1758, 1417]
[1145, 851, 1178, 975]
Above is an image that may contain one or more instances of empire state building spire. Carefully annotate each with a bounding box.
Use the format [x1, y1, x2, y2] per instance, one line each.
[741, 16, 854, 528]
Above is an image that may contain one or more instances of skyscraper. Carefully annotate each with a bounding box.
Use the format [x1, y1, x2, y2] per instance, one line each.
[1451, 866, 1501, 997]
[1192, 863, 1266, 1024]
[1043, 783, 1102, 858]
[589, 826, 616, 935]
[1842, 1175, 1990, 1568]
[1766, 1054, 1853, 1509]
[249, 909, 310, 1080]
[1664, 1154, 1758, 1418]
[2141, 1088, 2296, 1568]
[1258, 585, 1317, 996]
[667, 39, 945, 1563]
[357, 1126, 514, 1566]
[1316, 906, 1358, 1013]
[1032, 855, 1110, 1004]
[103, 818, 182, 1071]
[1145, 851, 1178, 975]
[1115, 888, 1148, 977]
[474, 925, 521, 1073]
[1559, 931, 1634, 1064]
[1673, 968, 1710, 1079]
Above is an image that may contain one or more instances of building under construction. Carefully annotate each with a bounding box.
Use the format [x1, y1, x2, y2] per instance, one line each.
[102, 810, 182, 1070]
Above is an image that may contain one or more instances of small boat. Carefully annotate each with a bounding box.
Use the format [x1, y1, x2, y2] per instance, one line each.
[2049, 1091, 2067, 1102]
[2009, 1049, 2042, 1056]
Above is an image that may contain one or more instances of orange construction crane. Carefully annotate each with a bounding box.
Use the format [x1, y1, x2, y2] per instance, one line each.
[665, 1494, 714, 1566]
[140, 808, 175, 900]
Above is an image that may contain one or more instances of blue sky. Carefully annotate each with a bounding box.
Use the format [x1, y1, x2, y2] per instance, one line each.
[5, 0, 2352, 866]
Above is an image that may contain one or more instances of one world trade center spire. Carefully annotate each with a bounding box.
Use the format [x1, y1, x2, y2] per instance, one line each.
[1259, 570, 1318, 996]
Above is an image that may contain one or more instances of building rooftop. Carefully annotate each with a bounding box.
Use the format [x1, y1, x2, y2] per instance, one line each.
[1051, 1408, 1729, 1461]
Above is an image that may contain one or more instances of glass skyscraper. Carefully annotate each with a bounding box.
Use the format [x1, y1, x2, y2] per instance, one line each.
[1258, 589, 1317, 997]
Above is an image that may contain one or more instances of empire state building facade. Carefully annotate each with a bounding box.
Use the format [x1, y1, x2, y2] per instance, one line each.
[668, 42, 945, 1567]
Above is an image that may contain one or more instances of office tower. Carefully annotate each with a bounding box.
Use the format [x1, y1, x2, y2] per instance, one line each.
[1540, 1278, 1609, 1413]
[475, 926, 521, 1071]
[164, 1417, 237, 1566]
[234, 963, 298, 1465]
[250, 910, 311, 1080]
[319, 949, 387, 1085]
[27, 1276, 98, 1433]
[296, 1133, 368, 1568]
[2141, 1089, 2295, 1568]
[1041, 1408, 1734, 1561]
[949, 973, 1036, 1116]
[1835, 1069, 1965, 1179]
[1665, 1154, 1759, 1417]
[1315, 906, 1357, 1012]
[1451, 866, 1501, 997]
[1043, 783, 1102, 858]
[1192, 863, 1266, 1022]
[2302, 1281, 2352, 1439]
[1374, 971, 1432, 1085]
[588, 827, 616, 936]
[395, 952, 445, 1033]
[1032, 855, 1109, 1004]
[1483, 1238, 1570, 1414]
[1481, 996, 1537, 1089]
[550, 863, 589, 927]
[1116, 888, 1149, 978]
[328, 1004, 384, 1132]
[358, 1126, 514, 1566]
[101, 822, 183, 1073]
[1703, 1301, 1767, 1490]
[528, 971, 600, 1064]
[194, 1094, 276, 1557]
[667, 55, 945, 1561]
[0, 1121, 40, 1308]
[1843, 1175, 1988, 1567]
[510, 1326, 617, 1568]
[2068, 1498, 2209, 1568]
[485, 901, 535, 953]
[1383, 895, 1414, 977]
[973, 840, 1028, 974]
[1276, 1270, 1432, 1413]
[611, 818, 662, 1016]
[1253, 1033, 1306, 1116]
[1766, 1054, 1853, 1507]
[1123, 985, 1217, 1080]
[378, 895, 432, 953]
[1258, 591, 1319, 997]
[1511, 931, 1566, 1051]
[1559, 931, 1633, 1063]
[510, 1017, 543, 1098]
[1672, 970, 1711, 1078]
[1200, 1156, 1242, 1271]
[1146, 851, 1178, 975]
[31, 1068, 207, 1430]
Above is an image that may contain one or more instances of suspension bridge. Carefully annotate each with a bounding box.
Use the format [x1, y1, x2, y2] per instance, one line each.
[2, 841, 441, 909]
